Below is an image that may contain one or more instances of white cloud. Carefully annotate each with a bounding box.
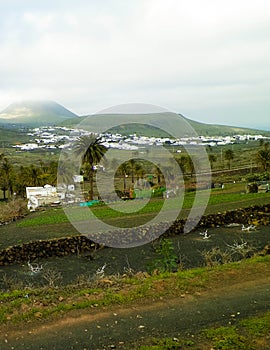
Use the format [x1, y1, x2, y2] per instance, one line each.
[0, 0, 269, 128]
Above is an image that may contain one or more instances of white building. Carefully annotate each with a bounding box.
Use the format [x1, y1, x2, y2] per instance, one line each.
[26, 185, 60, 211]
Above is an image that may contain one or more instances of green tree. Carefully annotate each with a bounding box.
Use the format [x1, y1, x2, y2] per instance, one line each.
[224, 149, 234, 170]
[255, 142, 270, 171]
[175, 155, 195, 177]
[57, 158, 75, 200]
[13, 166, 28, 197]
[153, 164, 163, 185]
[208, 154, 217, 169]
[0, 157, 14, 199]
[74, 134, 107, 200]
[134, 162, 143, 181]
[46, 161, 58, 185]
[117, 162, 130, 193]
[128, 159, 137, 184]
[27, 165, 43, 186]
[184, 155, 195, 177]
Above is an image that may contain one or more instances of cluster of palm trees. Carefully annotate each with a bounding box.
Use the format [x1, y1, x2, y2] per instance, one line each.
[0, 154, 58, 199]
[1, 134, 269, 201]
[206, 141, 270, 172]
[207, 146, 235, 170]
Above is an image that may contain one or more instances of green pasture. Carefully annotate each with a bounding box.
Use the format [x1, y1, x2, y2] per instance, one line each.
[15, 189, 270, 229]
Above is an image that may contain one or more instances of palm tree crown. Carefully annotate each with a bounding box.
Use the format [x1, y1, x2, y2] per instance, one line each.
[73, 134, 107, 200]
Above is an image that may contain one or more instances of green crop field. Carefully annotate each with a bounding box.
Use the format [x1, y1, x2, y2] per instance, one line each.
[16, 189, 270, 228]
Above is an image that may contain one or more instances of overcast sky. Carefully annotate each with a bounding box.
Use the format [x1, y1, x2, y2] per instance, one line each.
[0, 0, 269, 130]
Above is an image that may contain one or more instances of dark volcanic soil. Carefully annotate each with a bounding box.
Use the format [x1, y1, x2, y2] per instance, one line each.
[1, 274, 270, 350]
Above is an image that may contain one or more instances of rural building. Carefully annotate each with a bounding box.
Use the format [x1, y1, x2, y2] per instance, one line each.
[26, 185, 60, 211]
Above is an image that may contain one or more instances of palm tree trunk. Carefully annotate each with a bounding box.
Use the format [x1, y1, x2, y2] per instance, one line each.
[89, 169, 94, 200]
[123, 174, 127, 193]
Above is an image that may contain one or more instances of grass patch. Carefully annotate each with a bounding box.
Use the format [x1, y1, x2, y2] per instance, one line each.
[136, 311, 270, 350]
[0, 255, 269, 326]
[137, 337, 195, 349]
[202, 326, 250, 350]
[240, 312, 270, 337]
[201, 312, 270, 350]
[16, 190, 270, 228]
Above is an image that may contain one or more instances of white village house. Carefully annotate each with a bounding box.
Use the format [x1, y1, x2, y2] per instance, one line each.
[26, 185, 60, 211]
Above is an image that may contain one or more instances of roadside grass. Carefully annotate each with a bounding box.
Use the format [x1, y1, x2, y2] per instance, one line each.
[15, 190, 270, 228]
[200, 311, 270, 350]
[0, 255, 269, 327]
[135, 308, 270, 350]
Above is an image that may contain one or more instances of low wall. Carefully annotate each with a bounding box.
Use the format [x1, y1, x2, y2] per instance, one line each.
[0, 204, 270, 265]
[0, 236, 101, 266]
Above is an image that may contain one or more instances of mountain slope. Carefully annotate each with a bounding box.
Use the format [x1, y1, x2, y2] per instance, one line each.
[61, 113, 270, 137]
[1, 100, 269, 136]
[183, 116, 269, 136]
[0, 101, 78, 126]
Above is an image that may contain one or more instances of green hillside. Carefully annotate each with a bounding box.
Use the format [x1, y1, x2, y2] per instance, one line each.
[61, 113, 270, 137]
[1, 100, 269, 137]
[0, 126, 29, 146]
[184, 117, 270, 136]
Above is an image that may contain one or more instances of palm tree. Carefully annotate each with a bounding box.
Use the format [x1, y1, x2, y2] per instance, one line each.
[128, 159, 137, 184]
[208, 154, 217, 169]
[57, 159, 75, 199]
[178, 155, 195, 178]
[27, 165, 43, 186]
[0, 173, 9, 199]
[255, 142, 270, 171]
[47, 161, 58, 185]
[117, 162, 130, 194]
[176, 155, 188, 175]
[224, 149, 234, 170]
[73, 134, 107, 200]
[153, 164, 163, 186]
[0, 157, 14, 199]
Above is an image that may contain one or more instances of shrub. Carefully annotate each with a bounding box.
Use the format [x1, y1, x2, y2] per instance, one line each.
[0, 198, 28, 224]
[246, 172, 270, 182]
[148, 238, 178, 273]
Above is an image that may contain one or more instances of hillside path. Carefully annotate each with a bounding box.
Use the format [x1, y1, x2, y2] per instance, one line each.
[1, 274, 270, 350]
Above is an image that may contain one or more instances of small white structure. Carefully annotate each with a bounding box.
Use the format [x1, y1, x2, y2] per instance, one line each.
[26, 185, 60, 211]
[73, 175, 84, 183]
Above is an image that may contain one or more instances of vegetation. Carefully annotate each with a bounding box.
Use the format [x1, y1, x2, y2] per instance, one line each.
[14, 189, 270, 229]
[0, 135, 269, 203]
[63, 113, 270, 137]
[224, 149, 235, 169]
[73, 134, 107, 200]
[0, 255, 269, 330]
[0, 116, 270, 348]
[148, 238, 178, 273]
[136, 310, 270, 349]
[255, 141, 270, 171]
[0, 198, 27, 224]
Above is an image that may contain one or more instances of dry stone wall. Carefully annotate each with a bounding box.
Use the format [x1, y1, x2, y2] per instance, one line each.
[0, 204, 270, 265]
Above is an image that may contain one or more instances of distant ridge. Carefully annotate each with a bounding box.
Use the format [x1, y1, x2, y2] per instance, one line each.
[61, 113, 270, 137]
[0, 100, 78, 126]
[0, 100, 269, 137]
[183, 116, 270, 137]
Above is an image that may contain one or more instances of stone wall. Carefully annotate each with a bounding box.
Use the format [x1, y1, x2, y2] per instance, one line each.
[0, 204, 269, 265]
[0, 236, 101, 266]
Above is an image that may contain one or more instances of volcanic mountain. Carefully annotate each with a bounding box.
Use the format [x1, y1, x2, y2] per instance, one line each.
[0, 100, 78, 126]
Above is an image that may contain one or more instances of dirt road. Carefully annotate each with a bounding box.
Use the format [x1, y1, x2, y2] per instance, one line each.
[1, 275, 270, 350]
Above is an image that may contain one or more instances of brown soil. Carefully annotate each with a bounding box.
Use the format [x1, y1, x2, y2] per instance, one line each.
[1, 263, 270, 350]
